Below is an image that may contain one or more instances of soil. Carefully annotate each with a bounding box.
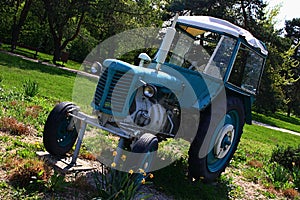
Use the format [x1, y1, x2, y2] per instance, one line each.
[224, 167, 286, 200]
[0, 130, 177, 199]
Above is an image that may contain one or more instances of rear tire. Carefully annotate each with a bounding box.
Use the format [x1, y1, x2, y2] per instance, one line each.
[43, 102, 79, 156]
[188, 96, 245, 182]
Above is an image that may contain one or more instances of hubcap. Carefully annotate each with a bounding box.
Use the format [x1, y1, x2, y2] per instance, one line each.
[207, 109, 240, 173]
[214, 124, 235, 159]
[57, 116, 76, 147]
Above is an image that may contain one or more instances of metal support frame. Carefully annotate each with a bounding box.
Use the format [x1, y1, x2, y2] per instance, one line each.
[68, 111, 131, 165]
[71, 121, 87, 165]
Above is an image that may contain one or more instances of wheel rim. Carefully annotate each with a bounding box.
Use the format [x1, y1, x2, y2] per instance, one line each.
[56, 115, 77, 147]
[214, 124, 235, 159]
[207, 110, 239, 172]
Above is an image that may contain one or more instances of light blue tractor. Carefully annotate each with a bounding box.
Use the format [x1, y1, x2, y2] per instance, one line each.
[43, 15, 268, 182]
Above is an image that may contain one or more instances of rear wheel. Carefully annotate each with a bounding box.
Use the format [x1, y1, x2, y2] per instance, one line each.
[188, 97, 245, 182]
[43, 102, 79, 156]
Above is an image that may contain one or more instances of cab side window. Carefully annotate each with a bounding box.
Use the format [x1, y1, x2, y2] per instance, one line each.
[229, 43, 264, 94]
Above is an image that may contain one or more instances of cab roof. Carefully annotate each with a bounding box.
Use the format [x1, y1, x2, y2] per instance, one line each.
[177, 16, 268, 56]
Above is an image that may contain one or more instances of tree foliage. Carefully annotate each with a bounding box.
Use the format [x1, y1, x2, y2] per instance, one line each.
[42, 0, 90, 63]
[279, 45, 300, 116]
[0, 0, 299, 116]
[0, 0, 34, 50]
[285, 18, 300, 57]
[283, 19, 300, 116]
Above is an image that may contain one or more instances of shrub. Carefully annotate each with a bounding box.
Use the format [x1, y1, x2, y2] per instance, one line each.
[265, 162, 291, 189]
[8, 158, 51, 191]
[269, 146, 300, 190]
[68, 28, 97, 63]
[93, 150, 154, 200]
[271, 145, 300, 171]
[0, 117, 32, 135]
[23, 79, 39, 97]
[292, 166, 300, 191]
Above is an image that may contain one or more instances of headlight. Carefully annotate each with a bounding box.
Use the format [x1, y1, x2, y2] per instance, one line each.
[143, 84, 156, 98]
[91, 62, 102, 74]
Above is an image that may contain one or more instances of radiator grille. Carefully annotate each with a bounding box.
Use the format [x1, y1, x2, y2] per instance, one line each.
[94, 67, 108, 106]
[94, 67, 133, 114]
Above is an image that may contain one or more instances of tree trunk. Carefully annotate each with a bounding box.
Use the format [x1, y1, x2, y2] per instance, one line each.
[11, 0, 33, 51]
[53, 45, 61, 64]
[240, 0, 248, 29]
[287, 106, 292, 117]
[43, 0, 87, 64]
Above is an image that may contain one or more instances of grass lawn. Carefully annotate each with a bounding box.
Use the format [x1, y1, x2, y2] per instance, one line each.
[0, 51, 76, 101]
[1, 43, 81, 70]
[252, 112, 300, 133]
[242, 124, 300, 155]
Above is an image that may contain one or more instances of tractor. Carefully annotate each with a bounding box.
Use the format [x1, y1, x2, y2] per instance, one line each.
[43, 15, 267, 182]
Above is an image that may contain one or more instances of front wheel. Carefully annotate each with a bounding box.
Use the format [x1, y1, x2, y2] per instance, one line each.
[132, 133, 158, 172]
[43, 102, 79, 156]
[188, 97, 245, 182]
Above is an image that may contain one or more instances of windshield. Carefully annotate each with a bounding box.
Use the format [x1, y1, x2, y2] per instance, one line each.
[164, 25, 237, 79]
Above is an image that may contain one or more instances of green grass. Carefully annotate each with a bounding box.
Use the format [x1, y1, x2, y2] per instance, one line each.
[0, 52, 76, 101]
[1, 43, 81, 70]
[242, 124, 300, 155]
[252, 112, 300, 133]
[231, 124, 300, 172]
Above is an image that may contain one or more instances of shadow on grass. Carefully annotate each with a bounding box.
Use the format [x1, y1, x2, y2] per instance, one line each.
[153, 158, 230, 200]
[252, 113, 278, 127]
[271, 112, 300, 125]
[0, 51, 76, 78]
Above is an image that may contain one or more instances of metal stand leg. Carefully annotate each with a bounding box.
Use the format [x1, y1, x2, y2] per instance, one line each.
[71, 121, 87, 165]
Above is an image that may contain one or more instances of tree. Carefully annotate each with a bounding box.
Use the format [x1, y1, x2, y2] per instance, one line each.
[172, 0, 236, 20]
[82, 0, 166, 63]
[284, 18, 300, 116]
[285, 18, 300, 57]
[0, 0, 34, 50]
[84, 0, 165, 42]
[280, 46, 300, 116]
[42, 0, 90, 64]
[253, 2, 289, 113]
[0, 1, 14, 43]
[11, 0, 34, 51]
[22, 0, 53, 52]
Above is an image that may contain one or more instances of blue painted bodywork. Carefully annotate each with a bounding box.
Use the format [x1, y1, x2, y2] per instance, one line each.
[92, 59, 225, 118]
[91, 23, 267, 123]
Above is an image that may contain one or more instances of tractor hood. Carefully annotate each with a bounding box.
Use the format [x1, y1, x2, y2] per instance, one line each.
[103, 59, 183, 92]
[101, 59, 224, 111]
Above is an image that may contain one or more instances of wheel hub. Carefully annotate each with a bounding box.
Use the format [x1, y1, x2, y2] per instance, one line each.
[214, 124, 235, 159]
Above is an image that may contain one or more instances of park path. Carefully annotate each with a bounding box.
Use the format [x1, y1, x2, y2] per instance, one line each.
[252, 120, 300, 137]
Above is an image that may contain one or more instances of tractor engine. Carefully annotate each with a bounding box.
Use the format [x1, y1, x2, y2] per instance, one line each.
[124, 87, 180, 136]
